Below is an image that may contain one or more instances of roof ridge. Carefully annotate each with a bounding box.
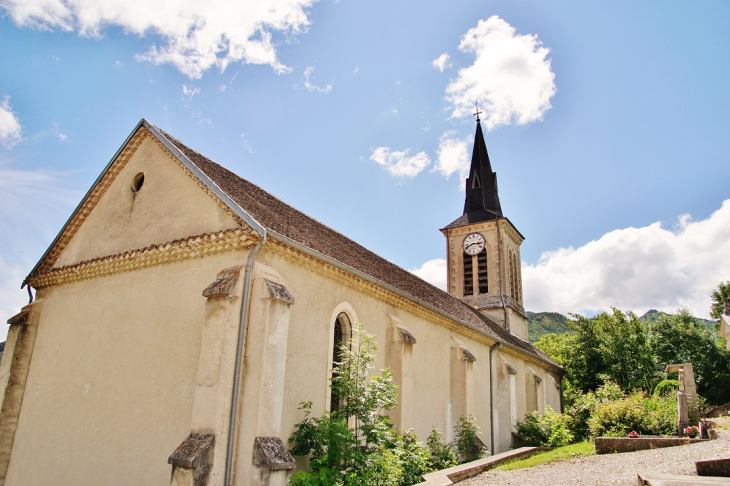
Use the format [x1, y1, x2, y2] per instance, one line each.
[152, 124, 558, 369]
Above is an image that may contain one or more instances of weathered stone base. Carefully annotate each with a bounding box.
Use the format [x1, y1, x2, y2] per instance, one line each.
[596, 437, 707, 454]
[697, 459, 730, 477]
[638, 472, 730, 485]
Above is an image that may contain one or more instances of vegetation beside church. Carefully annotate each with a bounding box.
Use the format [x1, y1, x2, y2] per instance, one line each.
[516, 286, 730, 447]
[288, 324, 482, 486]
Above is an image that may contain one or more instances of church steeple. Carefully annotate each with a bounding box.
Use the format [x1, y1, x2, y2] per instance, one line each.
[463, 120, 502, 221]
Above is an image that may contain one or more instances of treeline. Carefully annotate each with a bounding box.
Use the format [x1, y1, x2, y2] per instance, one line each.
[534, 308, 730, 406]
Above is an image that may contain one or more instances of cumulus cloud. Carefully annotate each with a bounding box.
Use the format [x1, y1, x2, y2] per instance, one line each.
[523, 200, 730, 318]
[432, 52, 451, 72]
[370, 147, 431, 178]
[1, 0, 317, 78]
[445, 16, 556, 129]
[0, 96, 22, 148]
[410, 259, 447, 291]
[302, 66, 333, 94]
[433, 130, 470, 181]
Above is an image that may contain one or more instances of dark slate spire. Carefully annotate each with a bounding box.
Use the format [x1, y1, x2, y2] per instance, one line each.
[463, 120, 502, 221]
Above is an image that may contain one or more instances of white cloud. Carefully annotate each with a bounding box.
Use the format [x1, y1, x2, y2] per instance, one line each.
[432, 52, 451, 72]
[302, 66, 332, 94]
[353, 65, 359, 75]
[433, 130, 470, 181]
[410, 259, 447, 291]
[444, 16, 556, 129]
[113, 60, 124, 68]
[370, 146, 431, 178]
[522, 200, 730, 318]
[0, 96, 22, 148]
[182, 84, 200, 100]
[2, 0, 317, 78]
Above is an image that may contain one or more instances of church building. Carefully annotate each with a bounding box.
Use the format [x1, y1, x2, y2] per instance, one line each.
[0, 118, 561, 486]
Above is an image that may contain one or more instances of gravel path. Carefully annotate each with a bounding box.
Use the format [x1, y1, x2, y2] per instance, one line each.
[460, 423, 730, 486]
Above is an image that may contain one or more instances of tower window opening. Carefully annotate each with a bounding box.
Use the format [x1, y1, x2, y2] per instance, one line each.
[477, 250, 488, 294]
[463, 253, 474, 296]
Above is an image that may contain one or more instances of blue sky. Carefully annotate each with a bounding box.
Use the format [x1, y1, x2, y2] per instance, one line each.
[1, 0, 729, 339]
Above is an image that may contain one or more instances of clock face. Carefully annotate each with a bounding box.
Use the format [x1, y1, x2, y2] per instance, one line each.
[463, 233, 485, 255]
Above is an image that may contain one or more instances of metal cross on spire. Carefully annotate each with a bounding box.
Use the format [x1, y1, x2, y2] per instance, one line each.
[473, 101, 482, 122]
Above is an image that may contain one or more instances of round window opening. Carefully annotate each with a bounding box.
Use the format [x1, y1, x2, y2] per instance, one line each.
[131, 173, 145, 192]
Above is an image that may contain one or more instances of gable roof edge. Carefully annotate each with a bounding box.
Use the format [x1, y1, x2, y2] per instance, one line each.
[22, 119, 267, 291]
[144, 121, 266, 238]
[267, 231, 561, 373]
[23, 119, 150, 289]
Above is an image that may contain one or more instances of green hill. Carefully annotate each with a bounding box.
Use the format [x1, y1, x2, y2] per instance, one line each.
[527, 309, 719, 343]
[527, 312, 572, 342]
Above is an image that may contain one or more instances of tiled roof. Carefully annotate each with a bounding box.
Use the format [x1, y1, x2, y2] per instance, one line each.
[157, 128, 559, 369]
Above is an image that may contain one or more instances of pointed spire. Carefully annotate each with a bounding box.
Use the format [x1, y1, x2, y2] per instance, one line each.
[462, 120, 502, 221]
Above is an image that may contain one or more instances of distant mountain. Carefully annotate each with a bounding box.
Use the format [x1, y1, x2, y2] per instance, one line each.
[527, 312, 572, 342]
[526, 309, 719, 343]
[639, 309, 717, 331]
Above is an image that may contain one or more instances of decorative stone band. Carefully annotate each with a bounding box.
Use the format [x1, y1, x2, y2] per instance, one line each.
[33, 127, 244, 277]
[266, 239, 560, 373]
[27, 228, 259, 289]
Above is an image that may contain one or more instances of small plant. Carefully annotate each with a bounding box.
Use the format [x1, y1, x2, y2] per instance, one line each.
[514, 406, 574, 447]
[425, 429, 457, 471]
[454, 415, 485, 463]
[628, 431, 640, 438]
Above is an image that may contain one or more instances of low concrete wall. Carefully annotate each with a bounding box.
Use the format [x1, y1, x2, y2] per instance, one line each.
[417, 447, 546, 486]
[596, 437, 707, 454]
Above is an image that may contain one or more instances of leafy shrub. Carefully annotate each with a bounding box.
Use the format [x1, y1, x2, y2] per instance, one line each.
[565, 380, 623, 441]
[653, 379, 679, 398]
[389, 431, 433, 486]
[588, 392, 677, 438]
[425, 429, 457, 471]
[454, 416, 486, 463]
[514, 406, 574, 447]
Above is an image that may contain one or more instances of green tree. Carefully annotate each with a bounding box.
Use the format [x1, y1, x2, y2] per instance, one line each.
[648, 309, 730, 405]
[536, 309, 657, 393]
[710, 281, 730, 319]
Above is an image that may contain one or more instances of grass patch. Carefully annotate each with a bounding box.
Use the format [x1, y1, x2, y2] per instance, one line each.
[493, 441, 595, 472]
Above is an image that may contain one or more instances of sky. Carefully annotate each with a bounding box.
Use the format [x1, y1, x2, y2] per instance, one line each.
[1, 0, 729, 340]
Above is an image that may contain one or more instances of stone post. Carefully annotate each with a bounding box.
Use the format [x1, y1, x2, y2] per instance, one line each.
[0, 300, 42, 486]
[385, 314, 416, 433]
[677, 369, 689, 435]
[168, 266, 245, 486]
[235, 262, 296, 486]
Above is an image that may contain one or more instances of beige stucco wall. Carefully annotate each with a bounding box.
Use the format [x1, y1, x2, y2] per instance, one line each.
[232, 245, 561, 483]
[55, 135, 239, 268]
[4, 250, 249, 486]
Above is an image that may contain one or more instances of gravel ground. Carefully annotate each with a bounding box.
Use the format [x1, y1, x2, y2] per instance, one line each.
[460, 422, 730, 486]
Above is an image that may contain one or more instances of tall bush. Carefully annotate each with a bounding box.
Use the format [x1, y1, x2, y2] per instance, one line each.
[514, 406, 573, 447]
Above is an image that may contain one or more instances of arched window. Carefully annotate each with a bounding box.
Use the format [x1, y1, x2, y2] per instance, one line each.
[330, 312, 352, 411]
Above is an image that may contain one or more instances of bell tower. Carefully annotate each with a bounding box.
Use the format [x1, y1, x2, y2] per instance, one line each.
[440, 117, 528, 340]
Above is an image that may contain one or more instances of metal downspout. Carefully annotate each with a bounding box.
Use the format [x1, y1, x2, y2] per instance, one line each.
[224, 232, 267, 486]
[489, 342, 502, 455]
